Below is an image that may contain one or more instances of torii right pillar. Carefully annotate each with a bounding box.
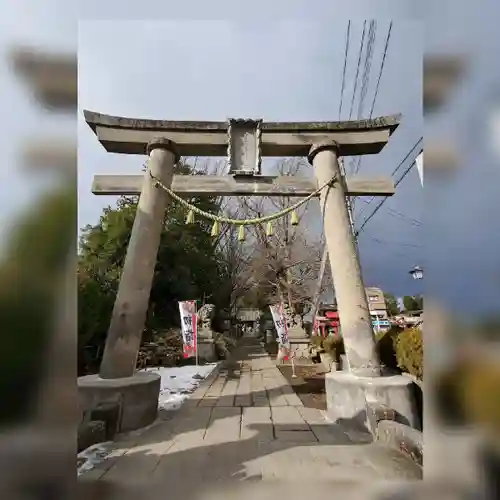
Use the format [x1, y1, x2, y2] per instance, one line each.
[308, 141, 420, 432]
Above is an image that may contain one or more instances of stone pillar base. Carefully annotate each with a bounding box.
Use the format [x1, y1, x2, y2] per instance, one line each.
[325, 371, 420, 433]
[339, 354, 350, 371]
[197, 338, 218, 362]
[78, 372, 160, 433]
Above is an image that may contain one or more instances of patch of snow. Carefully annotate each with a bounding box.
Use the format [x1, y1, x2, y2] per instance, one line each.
[77, 363, 218, 475]
[145, 363, 218, 411]
[77, 441, 113, 475]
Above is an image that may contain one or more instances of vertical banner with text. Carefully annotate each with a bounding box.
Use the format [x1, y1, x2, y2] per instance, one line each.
[313, 316, 319, 336]
[179, 300, 198, 358]
[269, 303, 290, 360]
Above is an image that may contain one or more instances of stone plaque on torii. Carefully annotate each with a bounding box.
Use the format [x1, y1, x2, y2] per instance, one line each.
[80, 111, 419, 433]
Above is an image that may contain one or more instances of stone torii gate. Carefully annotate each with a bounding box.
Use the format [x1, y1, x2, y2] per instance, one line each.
[80, 111, 418, 433]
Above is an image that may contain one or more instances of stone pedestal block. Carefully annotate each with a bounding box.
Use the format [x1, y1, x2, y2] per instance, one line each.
[265, 330, 275, 344]
[89, 402, 120, 440]
[197, 338, 217, 362]
[197, 327, 214, 340]
[289, 338, 311, 362]
[340, 354, 350, 371]
[376, 420, 423, 466]
[78, 420, 106, 452]
[78, 371, 160, 433]
[286, 322, 307, 339]
[325, 371, 420, 433]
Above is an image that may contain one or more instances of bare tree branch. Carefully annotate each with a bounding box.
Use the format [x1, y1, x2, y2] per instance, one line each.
[209, 158, 324, 316]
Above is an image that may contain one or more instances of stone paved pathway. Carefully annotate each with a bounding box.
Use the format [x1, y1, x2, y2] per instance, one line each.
[79, 337, 421, 495]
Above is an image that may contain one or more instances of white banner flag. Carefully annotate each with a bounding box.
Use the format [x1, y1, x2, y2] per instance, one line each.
[178, 300, 197, 359]
[416, 152, 423, 187]
[269, 303, 289, 347]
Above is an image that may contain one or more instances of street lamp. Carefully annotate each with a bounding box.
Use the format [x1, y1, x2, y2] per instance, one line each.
[409, 266, 423, 280]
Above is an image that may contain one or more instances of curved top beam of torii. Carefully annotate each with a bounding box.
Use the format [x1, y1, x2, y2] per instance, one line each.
[83, 110, 401, 157]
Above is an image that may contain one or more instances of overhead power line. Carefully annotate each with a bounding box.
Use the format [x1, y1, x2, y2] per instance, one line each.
[390, 138, 423, 177]
[393, 153, 423, 188]
[338, 21, 351, 120]
[349, 20, 377, 178]
[358, 198, 422, 227]
[356, 152, 422, 236]
[352, 22, 393, 179]
[348, 21, 367, 121]
[352, 21, 392, 179]
[356, 20, 377, 120]
[368, 22, 393, 119]
[361, 235, 420, 261]
[357, 137, 423, 220]
[364, 234, 422, 249]
[355, 140, 423, 236]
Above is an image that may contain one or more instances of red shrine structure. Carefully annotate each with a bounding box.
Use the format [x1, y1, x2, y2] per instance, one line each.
[314, 302, 340, 338]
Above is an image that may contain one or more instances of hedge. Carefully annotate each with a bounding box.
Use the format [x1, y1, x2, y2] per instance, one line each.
[375, 326, 402, 372]
[394, 327, 423, 379]
[137, 329, 237, 368]
[310, 326, 423, 380]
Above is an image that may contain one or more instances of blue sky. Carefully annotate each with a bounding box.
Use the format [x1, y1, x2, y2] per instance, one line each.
[3, 0, 498, 318]
[78, 20, 423, 300]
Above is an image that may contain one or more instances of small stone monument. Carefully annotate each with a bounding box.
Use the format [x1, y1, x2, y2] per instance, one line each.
[282, 301, 310, 362]
[196, 303, 217, 362]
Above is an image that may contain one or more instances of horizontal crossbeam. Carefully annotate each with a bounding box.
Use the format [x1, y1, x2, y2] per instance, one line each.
[84, 111, 400, 157]
[92, 174, 395, 197]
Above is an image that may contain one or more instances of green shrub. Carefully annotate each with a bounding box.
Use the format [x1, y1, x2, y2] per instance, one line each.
[137, 329, 184, 368]
[309, 335, 324, 349]
[323, 335, 345, 363]
[375, 326, 403, 372]
[394, 327, 423, 379]
[308, 326, 422, 380]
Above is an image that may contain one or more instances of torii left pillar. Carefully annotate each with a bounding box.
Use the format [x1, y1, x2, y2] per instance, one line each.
[78, 138, 179, 432]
